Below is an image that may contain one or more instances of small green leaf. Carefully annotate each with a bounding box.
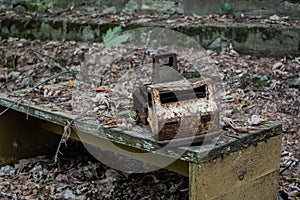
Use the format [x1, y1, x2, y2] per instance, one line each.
[219, 2, 233, 14]
[5, 167, 18, 174]
[103, 26, 128, 48]
[224, 3, 232, 11]
[237, 104, 248, 111]
[288, 177, 300, 182]
[252, 76, 268, 87]
[38, 181, 56, 195]
[105, 35, 129, 48]
[183, 69, 201, 79]
[45, 181, 56, 185]
[118, 110, 137, 118]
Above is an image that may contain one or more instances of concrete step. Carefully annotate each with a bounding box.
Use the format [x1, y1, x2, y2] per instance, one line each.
[1, 11, 299, 57]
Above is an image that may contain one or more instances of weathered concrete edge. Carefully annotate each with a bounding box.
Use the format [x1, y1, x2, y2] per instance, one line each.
[0, 94, 202, 163]
[0, 94, 282, 164]
[176, 24, 300, 57]
[0, 16, 299, 57]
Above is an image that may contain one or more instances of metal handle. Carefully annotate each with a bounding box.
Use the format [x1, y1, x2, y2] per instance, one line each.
[151, 52, 178, 83]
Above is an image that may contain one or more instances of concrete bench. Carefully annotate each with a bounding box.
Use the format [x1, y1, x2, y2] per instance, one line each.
[0, 93, 282, 199]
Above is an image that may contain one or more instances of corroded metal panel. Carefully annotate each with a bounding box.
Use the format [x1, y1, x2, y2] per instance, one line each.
[147, 78, 219, 141]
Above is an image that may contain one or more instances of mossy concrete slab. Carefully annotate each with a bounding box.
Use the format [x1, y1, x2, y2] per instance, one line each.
[182, 0, 300, 17]
[176, 23, 300, 56]
[1, 13, 299, 57]
[2, 0, 300, 17]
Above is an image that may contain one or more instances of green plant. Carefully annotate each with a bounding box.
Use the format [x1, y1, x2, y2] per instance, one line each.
[217, 0, 233, 14]
[5, 167, 18, 174]
[252, 75, 268, 87]
[288, 177, 300, 182]
[102, 26, 129, 48]
[237, 103, 248, 111]
[118, 110, 137, 118]
[38, 181, 56, 195]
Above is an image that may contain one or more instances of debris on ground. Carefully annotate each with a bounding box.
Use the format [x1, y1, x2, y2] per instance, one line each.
[0, 36, 299, 199]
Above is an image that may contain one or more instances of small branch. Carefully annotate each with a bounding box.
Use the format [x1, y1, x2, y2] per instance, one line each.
[280, 160, 295, 175]
[30, 49, 70, 72]
[54, 120, 73, 163]
[243, 104, 257, 111]
[0, 71, 74, 116]
[26, 96, 32, 120]
[54, 109, 90, 163]
[140, 30, 152, 66]
[9, 94, 72, 100]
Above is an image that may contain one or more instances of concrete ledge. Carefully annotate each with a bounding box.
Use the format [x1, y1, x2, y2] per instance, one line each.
[1, 0, 300, 17]
[0, 13, 299, 56]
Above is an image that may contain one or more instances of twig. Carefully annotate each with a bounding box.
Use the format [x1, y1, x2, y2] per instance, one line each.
[243, 104, 257, 111]
[180, 188, 189, 192]
[280, 160, 295, 175]
[30, 49, 70, 72]
[54, 109, 90, 163]
[140, 30, 152, 66]
[26, 96, 32, 120]
[131, 31, 152, 93]
[0, 71, 74, 116]
[9, 94, 72, 100]
[54, 120, 72, 163]
[249, 127, 269, 130]
[31, 49, 59, 63]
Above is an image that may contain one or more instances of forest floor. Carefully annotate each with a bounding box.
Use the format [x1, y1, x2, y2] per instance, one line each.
[0, 11, 299, 199]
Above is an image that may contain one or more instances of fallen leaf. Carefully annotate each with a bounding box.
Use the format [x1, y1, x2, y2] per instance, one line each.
[233, 126, 250, 133]
[23, 190, 32, 196]
[62, 122, 72, 145]
[95, 86, 110, 93]
[222, 117, 250, 133]
[248, 115, 264, 126]
[139, 112, 148, 119]
[222, 117, 235, 127]
[272, 62, 283, 70]
[68, 79, 74, 88]
[0, 181, 10, 186]
[32, 189, 38, 196]
[111, 65, 120, 73]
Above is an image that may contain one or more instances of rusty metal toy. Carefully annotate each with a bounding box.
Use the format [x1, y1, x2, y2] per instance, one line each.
[133, 52, 219, 145]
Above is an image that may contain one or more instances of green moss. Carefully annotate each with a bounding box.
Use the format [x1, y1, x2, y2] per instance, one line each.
[27, 4, 39, 12]
[231, 27, 248, 43]
[255, 26, 280, 41]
